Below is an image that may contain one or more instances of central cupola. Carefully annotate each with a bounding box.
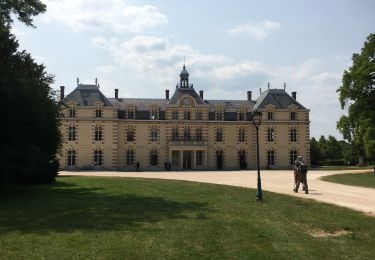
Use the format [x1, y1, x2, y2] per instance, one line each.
[179, 64, 190, 88]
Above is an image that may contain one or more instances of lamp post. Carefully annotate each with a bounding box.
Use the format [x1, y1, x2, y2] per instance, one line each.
[253, 111, 263, 202]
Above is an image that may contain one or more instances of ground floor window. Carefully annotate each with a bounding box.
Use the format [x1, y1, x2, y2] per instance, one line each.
[239, 150, 247, 169]
[150, 150, 158, 166]
[127, 150, 134, 166]
[290, 150, 297, 166]
[216, 150, 223, 169]
[68, 150, 76, 166]
[267, 150, 275, 166]
[196, 151, 203, 166]
[94, 150, 103, 166]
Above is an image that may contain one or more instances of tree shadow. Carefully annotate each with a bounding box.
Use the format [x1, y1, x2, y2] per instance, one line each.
[0, 178, 212, 234]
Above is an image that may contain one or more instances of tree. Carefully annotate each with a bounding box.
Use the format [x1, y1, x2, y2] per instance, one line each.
[0, 1, 61, 184]
[337, 33, 375, 166]
[310, 137, 321, 165]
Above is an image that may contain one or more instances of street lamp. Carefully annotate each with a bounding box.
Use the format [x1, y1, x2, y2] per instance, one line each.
[252, 111, 263, 202]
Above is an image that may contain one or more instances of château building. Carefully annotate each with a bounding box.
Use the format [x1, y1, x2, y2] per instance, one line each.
[59, 66, 310, 171]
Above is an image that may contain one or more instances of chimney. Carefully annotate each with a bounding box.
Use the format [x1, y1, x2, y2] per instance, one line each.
[165, 89, 169, 100]
[292, 91, 297, 100]
[199, 90, 204, 99]
[115, 89, 119, 99]
[60, 86, 65, 100]
[247, 91, 252, 101]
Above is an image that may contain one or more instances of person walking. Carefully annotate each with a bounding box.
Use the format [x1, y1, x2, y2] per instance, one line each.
[293, 156, 309, 194]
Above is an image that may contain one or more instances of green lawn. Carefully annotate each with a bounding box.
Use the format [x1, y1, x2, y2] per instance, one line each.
[321, 172, 375, 189]
[1, 176, 374, 259]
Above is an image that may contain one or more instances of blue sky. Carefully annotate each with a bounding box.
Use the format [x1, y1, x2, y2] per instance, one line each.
[12, 0, 375, 139]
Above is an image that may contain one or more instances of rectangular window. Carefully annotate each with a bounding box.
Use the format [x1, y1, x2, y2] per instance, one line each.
[290, 128, 297, 142]
[128, 110, 134, 119]
[184, 110, 190, 120]
[172, 110, 178, 120]
[268, 112, 273, 120]
[150, 110, 157, 120]
[239, 112, 245, 121]
[94, 150, 103, 166]
[150, 150, 158, 166]
[196, 127, 203, 141]
[68, 150, 76, 166]
[196, 151, 203, 166]
[151, 127, 158, 142]
[216, 110, 222, 120]
[267, 128, 274, 142]
[290, 150, 298, 166]
[126, 150, 134, 166]
[184, 127, 191, 141]
[196, 111, 202, 120]
[96, 109, 102, 118]
[290, 112, 296, 120]
[239, 128, 245, 142]
[95, 126, 102, 141]
[69, 108, 76, 118]
[68, 126, 76, 141]
[267, 150, 275, 166]
[216, 128, 222, 142]
[127, 128, 134, 142]
[172, 127, 179, 141]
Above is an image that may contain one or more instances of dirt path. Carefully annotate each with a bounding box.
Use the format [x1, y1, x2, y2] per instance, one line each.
[60, 169, 375, 217]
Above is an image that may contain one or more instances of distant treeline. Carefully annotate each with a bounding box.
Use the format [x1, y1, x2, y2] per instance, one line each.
[310, 136, 360, 166]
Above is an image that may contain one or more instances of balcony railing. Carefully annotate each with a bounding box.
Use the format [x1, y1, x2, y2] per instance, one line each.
[168, 139, 208, 146]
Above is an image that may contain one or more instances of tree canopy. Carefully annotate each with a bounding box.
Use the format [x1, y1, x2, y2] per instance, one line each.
[337, 33, 375, 164]
[0, 1, 61, 184]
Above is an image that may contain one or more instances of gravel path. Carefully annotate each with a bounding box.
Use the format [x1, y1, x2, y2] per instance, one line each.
[60, 169, 375, 217]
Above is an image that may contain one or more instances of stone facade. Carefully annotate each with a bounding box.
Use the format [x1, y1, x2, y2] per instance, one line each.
[59, 67, 310, 171]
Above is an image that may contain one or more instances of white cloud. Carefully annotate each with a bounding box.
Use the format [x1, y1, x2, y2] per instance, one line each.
[97, 64, 117, 74]
[42, 0, 168, 33]
[228, 20, 280, 40]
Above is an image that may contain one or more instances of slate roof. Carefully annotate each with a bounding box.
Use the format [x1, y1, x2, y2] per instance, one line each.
[205, 100, 255, 111]
[109, 98, 168, 110]
[253, 89, 306, 110]
[62, 84, 113, 106]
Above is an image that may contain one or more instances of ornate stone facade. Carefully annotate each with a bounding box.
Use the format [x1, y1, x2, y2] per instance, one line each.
[59, 67, 310, 171]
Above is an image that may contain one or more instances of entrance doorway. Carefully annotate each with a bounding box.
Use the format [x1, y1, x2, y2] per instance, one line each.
[183, 151, 192, 169]
[239, 150, 247, 169]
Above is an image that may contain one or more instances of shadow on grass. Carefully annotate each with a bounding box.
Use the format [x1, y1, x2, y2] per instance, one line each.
[0, 178, 211, 234]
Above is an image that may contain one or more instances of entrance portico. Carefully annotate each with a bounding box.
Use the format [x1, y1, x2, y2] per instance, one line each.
[169, 146, 207, 170]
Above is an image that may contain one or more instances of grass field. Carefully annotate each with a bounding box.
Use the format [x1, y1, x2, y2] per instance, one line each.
[1, 176, 374, 259]
[321, 172, 375, 189]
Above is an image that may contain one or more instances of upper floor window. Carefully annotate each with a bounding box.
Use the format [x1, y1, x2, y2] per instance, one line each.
[127, 127, 134, 142]
[150, 108, 158, 120]
[151, 127, 158, 142]
[267, 127, 274, 142]
[172, 110, 178, 120]
[172, 127, 179, 141]
[94, 150, 103, 166]
[196, 127, 203, 141]
[96, 109, 102, 118]
[67, 150, 76, 166]
[239, 112, 245, 121]
[69, 108, 76, 118]
[290, 128, 297, 142]
[184, 110, 191, 120]
[128, 110, 134, 119]
[216, 127, 223, 142]
[68, 126, 76, 141]
[290, 111, 296, 120]
[184, 127, 191, 141]
[267, 150, 275, 166]
[95, 126, 102, 141]
[216, 110, 222, 121]
[238, 128, 245, 142]
[268, 111, 273, 120]
[196, 110, 202, 120]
